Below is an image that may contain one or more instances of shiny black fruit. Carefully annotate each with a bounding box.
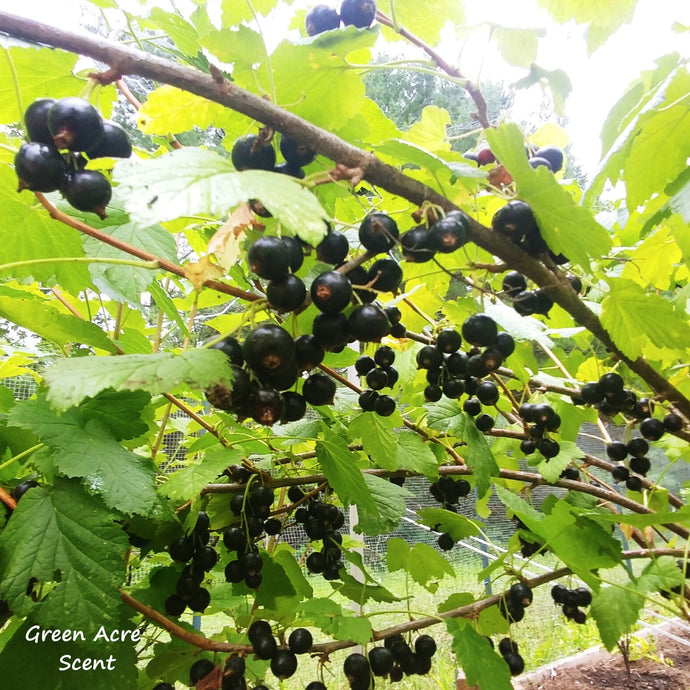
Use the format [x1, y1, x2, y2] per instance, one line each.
[247, 387, 286, 426]
[502, 271, 527, 296]
[190, 659, 216, 684]
[316, 230, 349, 264]
[430, 212, 470, 253]
[367, 258, 403, 292]
[302, 372, 336, 406]
[61, 169, 112, 219]
[311, 270, 353, 313]
[243, 324, 295, 376]
[312, 311, 350, 351]
[280, 135, 315, 167]
[271, 650, 298, 679]
[248, 236, 291, 280]
[86, 121, 132, 159]
[48, 97, 104, 151]
[294, 334, 325, 371]
[535, 145, 564, 172]
[13, 479, 39, 501]
[340, 0, 377, 27]
[369, 646, 395, 676]
[359, 212, 399, 254]
[492, 200, 538, 243]
[305, 4, 340, 35]
[14, 142, 65, 192]
[288, 627, 313, 654]
[400, 225, 435, 263]
[461, 313, 497, 347]
[24, 98, 56, 144]
[266, 274, 307, 311]
[231, 135, 276, 171]
[348, 303, 391, 341]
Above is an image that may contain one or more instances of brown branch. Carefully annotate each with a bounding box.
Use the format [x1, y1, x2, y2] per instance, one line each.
[0, 485, 16, 510]
[121, 547, 688, 655]
[34, 193, 259, 302]
[1, 12, 688, 415]
[374, 10, 490, 128]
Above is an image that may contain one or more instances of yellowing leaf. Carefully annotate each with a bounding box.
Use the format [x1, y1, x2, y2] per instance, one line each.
[621, 226, 682, 290]
[184, 255, 224, 290]
[208, 204, 262, 271]
[404, 106, 451, 152]
[138, 86, 227, 135]
[491, 26, 543, 69]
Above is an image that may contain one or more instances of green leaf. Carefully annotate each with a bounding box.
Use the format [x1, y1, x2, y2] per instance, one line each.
[380, 0, 464, 45]
[0, 166, 91, 293]
[44, 349, 231, 410]
[491, 26, 544, 69]
[537, 440, 583, 483]
[0, 48, 83, 125]
[334, 571, 401, 604]
[447, 618, 513, 690]
[348, 412, 398, 471]
[460, 414, 500, 499]
[637, 556, 685, 594]
[332, 615, 373, 645]
[78, 388, 151, 441]
[601, 278, 690, 360]
[9, 396, 158, 516]
[590, 585, 644, 651]
[140, 8, 201, 57]
[221, 0, 280, 26]
[270, 30, 374, 132]
[162, 447, 243, 503]
[316, 426, 377, 515]
[426, 397, 465, 433]
[200, 26, 265, 70]
[386, 538, 454, 590]
[395, 431, 440, 479]
[273, 545, 313, 600]
[511, 64, 572, 115]
[254, 552, 299, 610]
[386, 537, 410, 572]
[0, 479, 128, 629]
[84, 221, 177, 306]
[417, 507, 480, 541]
[0, 286, 115, 353]
[356, 473, 410, 535]
[137, 85, 228, 135]
[114, 148, 328, 245]
[485, 124, 611, 270]
[624, 69, 690, 208]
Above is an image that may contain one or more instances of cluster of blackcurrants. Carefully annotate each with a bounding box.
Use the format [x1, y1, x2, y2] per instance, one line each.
[14, 97, 132, 219]
[428, 476, 471, 550]
[550, 583, 592, 624]
[246, 620, 313, 682]
[292, 487, 346, 581]
[398, 210, 471, 264]
[355, 344, 398, 416]
[232, 132, 316, 183]
[464, 143, 564, 174]
[512, 517, 544, 558]
[502, 269, 583, 317]
[343, 633, 437, 688]
[305, 0, 377, 36]
[223, 481, 280, 590]
[517, 401, 562, 459]
[495, 637, 525, 677]
[205, 327, 330, 426]
[492, 199, 570, 280]
[416, 313, 515, 434]
[164, 512, 217, 617]
[498, 581, 533, 625]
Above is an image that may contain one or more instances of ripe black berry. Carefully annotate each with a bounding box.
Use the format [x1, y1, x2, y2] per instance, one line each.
[438, 532, 454, 550]
[430, 212, 470, 253]
[61, 169, 112, 219]
[340, 0, 377, 28]
[302, 372, 336, 406]
[640, 417, 665, 441]
[535, 145, 564, 172]
[627, 438, 649, 457]
[606, 442, 628, 462]
[344, 652, 370, 680]
[664, 413, 684, 432]
[400, 225, 435, 262]
[369, 646, 395, 676]
[316, 230, 349, 264]
[190, 659, 216, 684]
[502, 271, 527, 296]
[231, 135, 275, 171]
[436, 329, 462, 353]
[305, 5, 341, 35]
[462, 313, 498, 347]
[359, 212, 399, 253]
[248, 236, 291, 280]
[311, 270, 353, 313]
[86, 121, 132, 159]
[270, 650, 298, 679]
[503, 651, 524, 676]
[288, 627, 313, 654]
[349, 303, 391, 341]
[14, 142, 66, 192]
[475, 413, 494, 432]
[24, 98, 56, 144]
[367, 258, 403, 293]
[626, 475, 643, 491]
[48, 97, 104, 151]
[492, 200, 538, 243]
[266, 274, 306, 311]
[374, 394, 396, 416]
[416, 345, 443, 370]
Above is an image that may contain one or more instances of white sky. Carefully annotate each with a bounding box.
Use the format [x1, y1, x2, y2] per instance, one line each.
[7, 0, 690, 174]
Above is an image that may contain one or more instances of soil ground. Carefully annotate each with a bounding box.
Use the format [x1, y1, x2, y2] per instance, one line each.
[513, 624, 690, 690]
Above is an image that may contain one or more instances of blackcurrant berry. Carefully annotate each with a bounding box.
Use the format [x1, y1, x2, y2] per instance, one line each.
[359, 212, 398, 254]
[48, 97, 104, 151]
[14, 142, 66, 192]
[231, 135, 275, 171]
[340, 0, 377, 28]
[61, 169, 112, 219]
[305, 4, 341, 35]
